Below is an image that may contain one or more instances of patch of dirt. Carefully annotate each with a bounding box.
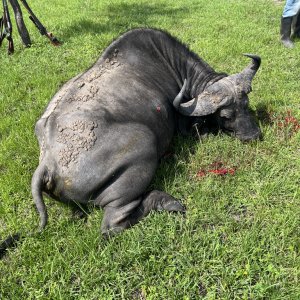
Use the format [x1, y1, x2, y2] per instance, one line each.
[198, 281, 207, 297]
[132, 289, 146, 300]
[57, 120, 98, 167]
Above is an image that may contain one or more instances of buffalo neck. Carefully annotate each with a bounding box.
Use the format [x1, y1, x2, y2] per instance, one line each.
[100, 29, 227, 101]
[145, 29, 227, 99]
[185, 58, 227, 98]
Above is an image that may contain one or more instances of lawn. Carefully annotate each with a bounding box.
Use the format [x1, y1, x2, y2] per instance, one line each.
[0, 0, 299, 299]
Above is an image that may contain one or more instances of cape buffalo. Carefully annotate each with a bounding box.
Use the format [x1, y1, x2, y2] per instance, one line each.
[1, 28, 261, 256]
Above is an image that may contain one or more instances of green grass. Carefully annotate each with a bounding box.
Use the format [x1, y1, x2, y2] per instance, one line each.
[0, 0, 299, 298]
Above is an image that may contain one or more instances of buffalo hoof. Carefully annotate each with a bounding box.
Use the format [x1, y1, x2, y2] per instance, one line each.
[157, 196, 186, 213]
[157, 200, 186, 213]
[102, 227, 124, 240]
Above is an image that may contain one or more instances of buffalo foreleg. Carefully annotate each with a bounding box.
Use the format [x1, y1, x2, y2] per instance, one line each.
[101, 190, 185, 238]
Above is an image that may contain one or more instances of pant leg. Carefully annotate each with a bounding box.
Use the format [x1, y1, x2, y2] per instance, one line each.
[282, 0, 300, 18]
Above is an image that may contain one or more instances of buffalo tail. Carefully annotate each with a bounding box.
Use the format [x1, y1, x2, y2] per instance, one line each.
[31, 164, 48, 231]
[0, 165, 48, 259]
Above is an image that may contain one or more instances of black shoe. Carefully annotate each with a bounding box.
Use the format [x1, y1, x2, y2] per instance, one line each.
[280, 17, 294, 48]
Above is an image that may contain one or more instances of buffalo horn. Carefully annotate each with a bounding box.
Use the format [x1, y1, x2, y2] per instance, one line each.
[240, 53, 261, 82]
[173, 79, 187, 109]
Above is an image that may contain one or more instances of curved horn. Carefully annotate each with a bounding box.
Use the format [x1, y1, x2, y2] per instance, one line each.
[173, 79, 187, 109]
[178, 92, 231, 117]
[240, 53, 261, 81]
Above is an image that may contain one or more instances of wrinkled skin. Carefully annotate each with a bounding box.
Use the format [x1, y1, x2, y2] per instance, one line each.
[30, 28, 262, 237]
[176, 70, 262, 142]
[211, 76, 262, 141]
[216, 95, 261, 142]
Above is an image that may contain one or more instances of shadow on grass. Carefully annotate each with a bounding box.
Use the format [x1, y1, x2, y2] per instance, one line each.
[152, 122, 219, 193]
[60, 2, 189, 41]
[246, 104, 273, 130]
[255, 103, 273, 125]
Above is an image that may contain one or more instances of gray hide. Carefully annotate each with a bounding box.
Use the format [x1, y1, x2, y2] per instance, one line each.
[31, 28, 261, 237]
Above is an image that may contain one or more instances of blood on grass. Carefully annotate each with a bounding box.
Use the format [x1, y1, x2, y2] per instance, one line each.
[272, 110, 300, 137]
[196, 161, 236, 178]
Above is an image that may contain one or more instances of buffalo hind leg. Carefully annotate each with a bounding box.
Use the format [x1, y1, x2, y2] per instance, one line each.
[101, 190, 185, 238]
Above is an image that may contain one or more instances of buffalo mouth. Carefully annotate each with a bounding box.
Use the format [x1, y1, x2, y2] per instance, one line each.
[221, 128, 236, 138]
[221, 128, 262, 142]
[236, 130, 262, 142]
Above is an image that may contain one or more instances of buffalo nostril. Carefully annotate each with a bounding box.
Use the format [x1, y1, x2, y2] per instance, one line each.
[238, 130, 262, 142]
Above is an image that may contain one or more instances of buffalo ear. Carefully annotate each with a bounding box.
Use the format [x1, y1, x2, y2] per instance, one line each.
[179, 92, 231, 116]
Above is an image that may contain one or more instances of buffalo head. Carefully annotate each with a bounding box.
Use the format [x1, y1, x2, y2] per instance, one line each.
[175, 54, 262, 142]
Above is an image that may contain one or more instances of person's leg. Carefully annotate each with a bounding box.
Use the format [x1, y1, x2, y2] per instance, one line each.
[282, 0, 300, 18]
[292, 11, 300, 38]
[281, 0, 300, 47]
[281, 16, 294, 47]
